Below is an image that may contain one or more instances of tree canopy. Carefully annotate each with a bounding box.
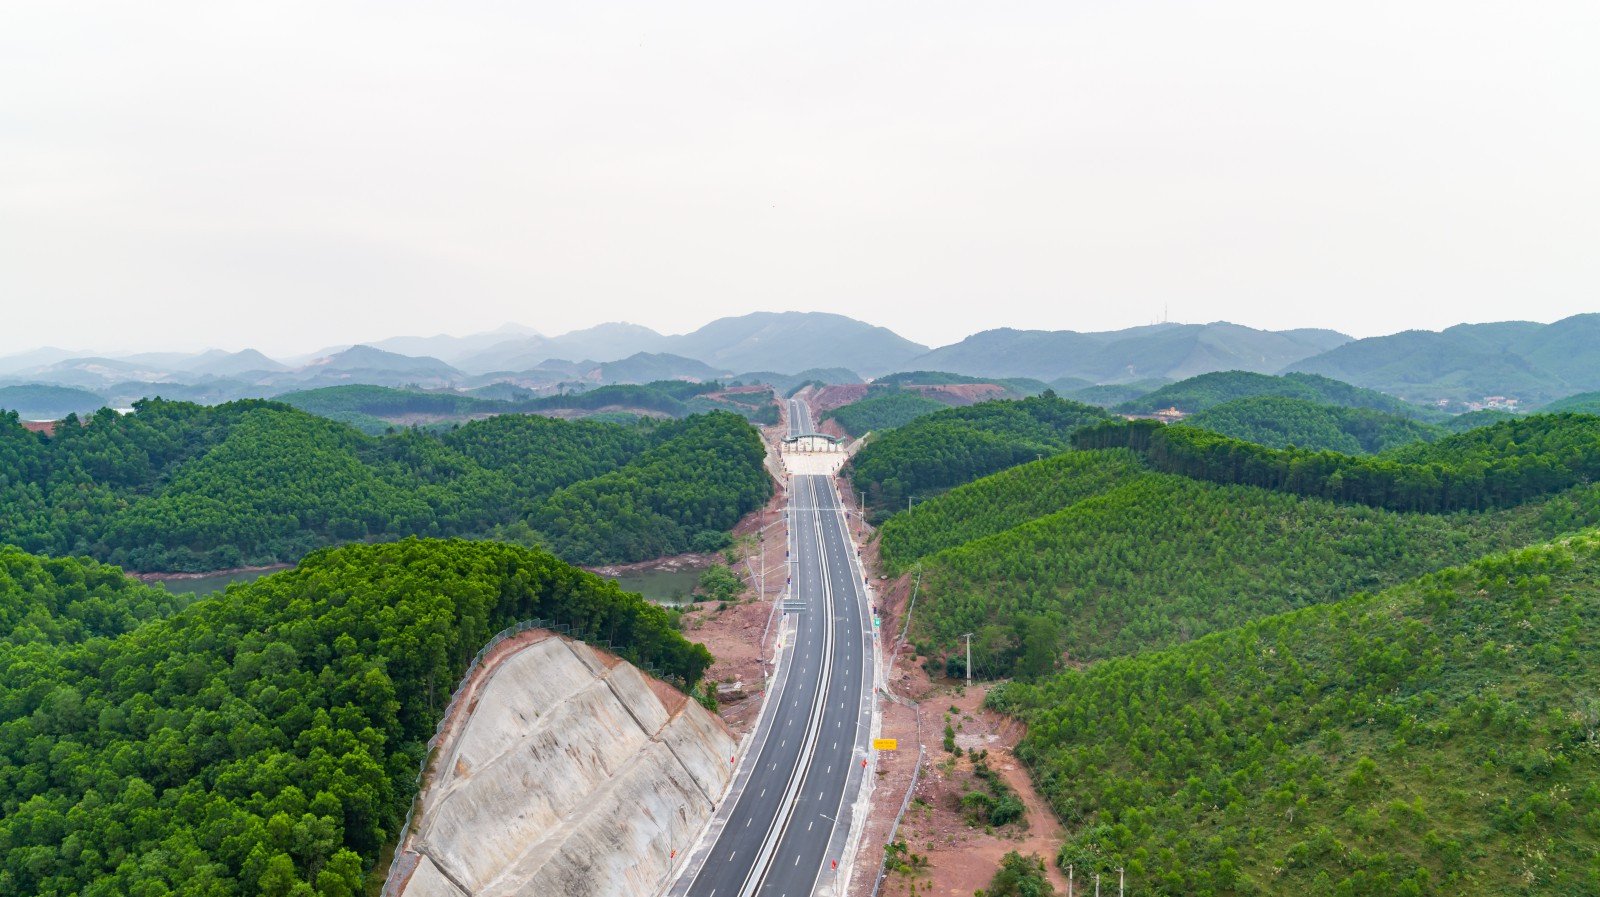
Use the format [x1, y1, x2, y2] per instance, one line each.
[0, 538, 711, 897]
[1184, 396, 1445, 455]
[991, 532, 1600, 894]
[0, 400, 769, 571]
[846, 395, 1111, 512]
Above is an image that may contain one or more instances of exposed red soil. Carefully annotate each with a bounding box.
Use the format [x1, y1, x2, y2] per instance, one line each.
[910, 383, 1011, 405]
[672, 419, 794, 735]
[807, 384, 871, 413]
[870, 683, 1068, 897]
[841, 518, 1067, 897]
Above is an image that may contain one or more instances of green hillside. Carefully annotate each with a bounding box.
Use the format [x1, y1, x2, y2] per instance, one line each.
[1539, 391, 1600, 415]
[1060, 380, 1165, 408]
[990, 532, 1600, 895]
[845, 395, 1111, 512]
[1075, 413, 1600, 514]
[1287, 313, 1600, 407]
[274, 380, 761, 434]
[894, 450, 1600, 667]
[0, 399, 769, 570]
[824, 391, 947, 435]
[877, 450, 1146, 571]
[1442, 409, 1519, 432]
[0, 384, 107, 419]
[276, 385, 500, 434]
[0, 538, 710, 897]
[1184, 396, 1445, 454]
[1114, 371, 1439, 419]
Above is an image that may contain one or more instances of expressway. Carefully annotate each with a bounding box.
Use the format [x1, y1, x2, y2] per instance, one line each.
[680, 401, 873, 897]
[787, 398, 816, 437]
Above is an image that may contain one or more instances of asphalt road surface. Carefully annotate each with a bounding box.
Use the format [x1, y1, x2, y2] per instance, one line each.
[683, 409, 871, 897]
[787, 398, 816, 437]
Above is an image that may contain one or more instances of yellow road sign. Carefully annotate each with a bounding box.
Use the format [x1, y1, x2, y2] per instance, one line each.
[872, 738, 898, 751]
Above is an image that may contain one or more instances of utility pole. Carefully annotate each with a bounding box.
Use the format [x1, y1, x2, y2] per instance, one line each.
[962, 632, 973, 689]
[1067, 865, 1073, 897]
[1119, 867, 1125, 897]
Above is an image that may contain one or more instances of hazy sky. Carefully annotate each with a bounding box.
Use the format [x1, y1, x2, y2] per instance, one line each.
[3, 2, 1597, 356]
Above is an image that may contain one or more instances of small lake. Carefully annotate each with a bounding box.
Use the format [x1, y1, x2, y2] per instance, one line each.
[152, 566, 288, 597]
[605, 567, 706, 607]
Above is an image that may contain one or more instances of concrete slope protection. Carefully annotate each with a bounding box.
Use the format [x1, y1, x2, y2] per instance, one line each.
[391, 634, 736, 897]
[681, 443, 873, 896]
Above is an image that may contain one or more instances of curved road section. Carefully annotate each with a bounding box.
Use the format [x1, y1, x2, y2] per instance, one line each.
[679, 401, 873, 897]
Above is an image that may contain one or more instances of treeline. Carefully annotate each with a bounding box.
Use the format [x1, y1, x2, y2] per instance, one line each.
[989, 533, 1600, 894]
[847, 395, 1111, 512]
[0, 400, 769, 571]
[0, 538, 712, 897]
[0, 546, 190, 645]
[892, 449, 1600, 669]
[276, 385, 498, 420]
[273, 380, 781, 435]
[1184, 396, 1444, 454]
[824, 391, 947, 435]
[1074, 413, 1600, 514]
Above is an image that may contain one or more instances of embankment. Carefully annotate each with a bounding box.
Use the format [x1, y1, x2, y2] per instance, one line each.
[388, 632, 735, 897]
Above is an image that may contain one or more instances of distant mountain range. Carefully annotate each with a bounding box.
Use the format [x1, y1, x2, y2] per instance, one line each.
[3, 312, 1598, 415]
[445, 312, 926, 376]
[1285, 314, 1600, 406]
[904, 322, 1351, 382]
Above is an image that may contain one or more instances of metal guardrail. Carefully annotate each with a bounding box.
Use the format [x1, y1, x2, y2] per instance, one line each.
[868, 743, 927, 897]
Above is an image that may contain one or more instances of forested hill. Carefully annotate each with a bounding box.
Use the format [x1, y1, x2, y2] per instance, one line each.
[0, 538, 712, 896]
[275, 380, 777, 434]
[823, 391, 947, 435]
[990, 532, 1600, 894]
[880, 448, 1600, 668]
[1184, 396, 1446, 454]
[0, 399, 770, 571]
[845, 395, 1110, 512]
[1112, 370, 1440, 418]
[1074, 413, 1600, 514]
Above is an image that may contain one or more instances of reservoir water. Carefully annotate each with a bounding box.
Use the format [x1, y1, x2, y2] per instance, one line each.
[153, 566, 288, 597]
[604, 567, 705, 606]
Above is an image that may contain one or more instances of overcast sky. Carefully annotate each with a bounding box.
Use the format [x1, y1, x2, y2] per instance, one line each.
[3, 2, 1597, 356]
